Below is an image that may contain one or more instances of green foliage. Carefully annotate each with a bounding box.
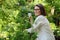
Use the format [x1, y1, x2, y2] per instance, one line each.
[0, 0, 60, 40]
[45, 0, 60, 19]
[0, 0, 37, 40]
[50, 23, 60, 37]
[54, 27, 60, 36]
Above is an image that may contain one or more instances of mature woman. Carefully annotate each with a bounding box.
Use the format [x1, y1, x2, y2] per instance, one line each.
[26, 4, 55, 40]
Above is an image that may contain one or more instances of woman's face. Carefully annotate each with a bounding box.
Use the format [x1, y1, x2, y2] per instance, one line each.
[34, 6, 41, 16]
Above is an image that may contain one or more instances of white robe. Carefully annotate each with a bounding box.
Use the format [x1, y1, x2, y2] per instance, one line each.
[27, 15, 55, 40]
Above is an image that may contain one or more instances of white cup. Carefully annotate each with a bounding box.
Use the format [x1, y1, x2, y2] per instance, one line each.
[28, 13, 32, 17]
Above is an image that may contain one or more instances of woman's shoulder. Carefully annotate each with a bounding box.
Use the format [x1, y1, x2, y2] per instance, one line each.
[36, 15, 49, 22]
[37, 15, 45, 19]
[35, 15, 45, 22]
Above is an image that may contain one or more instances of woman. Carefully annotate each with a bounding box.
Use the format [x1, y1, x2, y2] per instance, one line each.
[26, 4, 55, 40]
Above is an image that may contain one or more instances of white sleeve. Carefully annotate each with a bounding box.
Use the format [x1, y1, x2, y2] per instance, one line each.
[26, 16, 45, 33]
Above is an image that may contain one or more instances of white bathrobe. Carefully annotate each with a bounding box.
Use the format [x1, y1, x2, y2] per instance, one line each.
[27, 15, 55, 40]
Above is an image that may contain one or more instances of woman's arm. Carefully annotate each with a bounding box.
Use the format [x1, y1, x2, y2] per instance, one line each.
[26, 16, 45, 33]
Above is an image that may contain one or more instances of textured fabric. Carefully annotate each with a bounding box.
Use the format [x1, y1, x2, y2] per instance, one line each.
[27, 15, 55, 40]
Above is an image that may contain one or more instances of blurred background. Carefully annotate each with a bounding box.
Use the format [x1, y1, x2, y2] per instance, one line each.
[0, 0, 60, 40]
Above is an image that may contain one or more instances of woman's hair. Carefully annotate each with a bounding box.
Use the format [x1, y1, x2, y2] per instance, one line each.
[35, 4, 46, 16]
